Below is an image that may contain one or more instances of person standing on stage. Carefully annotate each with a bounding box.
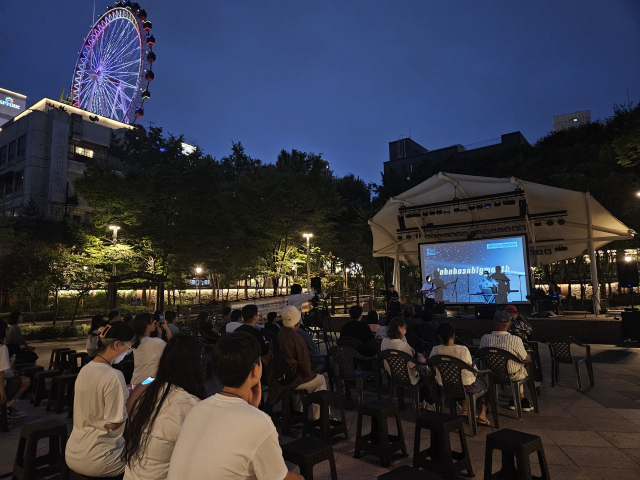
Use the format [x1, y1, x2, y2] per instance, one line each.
[430, 271, 446, 303]
[491, 266, 510, 304]
[479, 271, 498, 303]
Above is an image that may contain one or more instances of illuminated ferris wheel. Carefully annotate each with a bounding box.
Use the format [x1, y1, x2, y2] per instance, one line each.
[70, 1, 156, 123]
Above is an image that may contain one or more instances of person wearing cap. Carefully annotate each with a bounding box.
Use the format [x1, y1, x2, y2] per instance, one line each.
[479, 311, 533, 412]
[66, 321, 135, 479]
[505, 305, 533, 341]
[268, 306, 328, 420]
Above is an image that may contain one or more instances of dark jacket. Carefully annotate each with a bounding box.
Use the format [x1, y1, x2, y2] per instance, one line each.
[268, 327, 316, 405]
[340, 320, 374, 346]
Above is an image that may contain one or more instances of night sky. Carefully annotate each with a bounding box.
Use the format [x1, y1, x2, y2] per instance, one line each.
[1, 1, 639, 184]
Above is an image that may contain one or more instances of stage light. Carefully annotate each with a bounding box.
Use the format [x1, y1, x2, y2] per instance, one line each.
[555, 246, 568, 251]
[453, 206, 460, 213]
[504, 227, 511, 232]
[467, 231, 477, 240]
[405, 213, 421, 218]
[534, 221, 542, 227]
[503, 199, 516, 205]
[490, 228, 497, 233]
[422, 211, 429, 216]
[429, 210, 436, 215]
[535, 249, 544, 255]
[484, 203, 491, 209]
[636, 192, 640, 197]
[483, 228, 489, 234]
[544, 248, 552, 255]
[494, 201, 501, 207]
[436, 209, 443, 215]
[558, 218, 565, 225]
[468, 204, 476, 210]
[497, 227, 504, 233]
[476, 204, 483, 210]
[397, 235, 402, 241]
[405, 234, 411, 240]
[547, 219, 554, 226]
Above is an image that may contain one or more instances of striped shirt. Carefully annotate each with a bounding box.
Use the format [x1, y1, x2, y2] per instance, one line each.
[479, 331, 527, 375]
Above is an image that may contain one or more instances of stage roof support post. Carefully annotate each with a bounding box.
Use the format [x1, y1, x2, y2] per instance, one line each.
[585, 192, 600, 316]
[393, 248, 401, 296]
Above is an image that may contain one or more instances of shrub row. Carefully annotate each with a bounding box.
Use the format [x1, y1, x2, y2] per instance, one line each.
[0, 312, 55, 323]
[20, 324, 91, 341]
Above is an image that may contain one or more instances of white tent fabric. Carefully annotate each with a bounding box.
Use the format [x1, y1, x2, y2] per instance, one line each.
[370, 172, 634, 312]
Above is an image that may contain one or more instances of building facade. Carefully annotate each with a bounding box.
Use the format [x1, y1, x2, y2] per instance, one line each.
[553, 110, 591, 132]
[0, 98, 131, 221]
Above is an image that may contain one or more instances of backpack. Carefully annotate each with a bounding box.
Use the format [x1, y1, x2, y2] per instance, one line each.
[271, 331, 297, 386]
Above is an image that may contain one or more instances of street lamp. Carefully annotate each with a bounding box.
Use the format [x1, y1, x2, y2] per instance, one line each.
[303, 233, 313, 292]
[195, 267, 202, 303]
[108, 225, 120, 276]
[345, 267, 350, 289]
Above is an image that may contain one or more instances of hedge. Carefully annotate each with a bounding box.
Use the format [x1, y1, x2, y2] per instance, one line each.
[20, 324, 91, 341]
[0, 312, 55, 323]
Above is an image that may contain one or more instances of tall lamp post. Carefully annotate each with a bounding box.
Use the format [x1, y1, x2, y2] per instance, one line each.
[195, 267, 202, 303]
[108, 225, 120, 276]
[303, 233, 313, 292]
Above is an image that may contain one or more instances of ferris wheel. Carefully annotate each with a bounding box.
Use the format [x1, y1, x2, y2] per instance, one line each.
[70, 1, 156, 123]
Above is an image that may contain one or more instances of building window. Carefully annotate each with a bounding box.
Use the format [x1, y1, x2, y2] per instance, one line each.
[68, 144, 95, 162]
[5, 176, 12, 196]
[14, 170, 23, 195]
[0, 145, 6, 168]
[17, 135, 26, 159]
[7, 141, 16, 166]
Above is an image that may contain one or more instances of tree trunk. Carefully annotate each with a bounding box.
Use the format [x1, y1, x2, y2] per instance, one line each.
[244, 278, 249, 300]
[53, 287, 59, 325]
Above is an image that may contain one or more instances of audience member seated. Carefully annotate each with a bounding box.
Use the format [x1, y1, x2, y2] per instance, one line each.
[6, 310, 38, 363]
[292, 318, 339, 386]
[87, 315, 108, 357]
[234, 305, 273, 358]
[109, 309, 123, 323]
[402, 305, 421, 337]
[167, 333, 303, 480]
[366, 310, 380, 333]
[381, 317, 433, 406]
[505, 305, 533, 341]
[0, 320, 30, 419]
[340, 305, 376, 356]
[218, 306, 232, 329]
[123, 314, 133, 324]
[131, 314, 172, 385]
[420, 308, 434, 324]
[268, 306, 329, 420]
[430, 322, 490, 426]
[479, 311, 533, 412]
[66, 322, 135, 479]
[123, 335, 206, 480]
[264, 311, 281, 335]
[224, 309, 244, 333]
[165, 311, 181, 336]
[198, 311, 220, 340]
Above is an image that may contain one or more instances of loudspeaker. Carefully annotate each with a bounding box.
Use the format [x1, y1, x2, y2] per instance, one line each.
[475, 304, 497, 320]
[310, 276, 322, 293]
[622, 310, 640, 339]
[617, 261, 639, 288]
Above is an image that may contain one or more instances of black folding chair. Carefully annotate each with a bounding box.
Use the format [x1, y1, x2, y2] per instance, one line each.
[545, 334, 594, 390]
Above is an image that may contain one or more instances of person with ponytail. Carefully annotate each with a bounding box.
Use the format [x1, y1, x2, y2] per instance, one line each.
[130, 313, 172, 385]
[123, 335, 206, 480]
[65, 322, 135, 479]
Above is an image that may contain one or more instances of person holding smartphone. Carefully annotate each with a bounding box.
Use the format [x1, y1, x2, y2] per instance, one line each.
[130, 313, 172, 385]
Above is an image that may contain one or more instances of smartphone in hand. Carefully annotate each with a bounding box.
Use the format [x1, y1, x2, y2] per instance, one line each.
[142, 377, 155, 385]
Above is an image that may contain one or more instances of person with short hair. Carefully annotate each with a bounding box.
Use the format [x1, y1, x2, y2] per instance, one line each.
[339, 305, 375, 355]
[430, 322, 490, 426]
[264, 311, 281, 335]
[0, 320, 30, 419]
[130, 313, 172, 385]
[366, 310, 380, 333]
[225, 309, 244, 333]
[479, 311, 533, 412]
[287, 284, 315, 311]
[234, 305, 272, 357]
[123, 335, 206, 480]
[167, 333, 303, 480]
[66, 321, 135, 478]
[198, 311, 220, 340]
[218, 307, 233, 328]
[268, 306, 328, 420]
[123, 314, 133, 324]
[505, 305, 533, 341]
[6, 310, 37, 362]
[109, 309, 123, 323]
[165, 311, 180, 336]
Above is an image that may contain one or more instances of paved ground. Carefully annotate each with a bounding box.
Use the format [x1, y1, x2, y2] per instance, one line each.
[2, 338, 640, 479]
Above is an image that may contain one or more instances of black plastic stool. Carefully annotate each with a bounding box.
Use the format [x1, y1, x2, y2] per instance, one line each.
[69, 352, 89, 373]
[378, 465, 443, 479]
[413, 411, 474, 479]
[59, 350, 77, 372]
[48, 348, 71, 370]
[32, 370, 62, 407]
[484, 428, 549, 480]
[46, 373, 77, 415]
[354, 400, 407, 467]
[303, 390, 349, 443]
[21, 366, 44, 398]
[281, 437, 337, 480]
[13, 419, 67, 480]
[270, 389, 307, 436]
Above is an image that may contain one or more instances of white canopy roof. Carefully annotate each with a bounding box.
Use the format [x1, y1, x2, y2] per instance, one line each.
[370, 172, 634, 266]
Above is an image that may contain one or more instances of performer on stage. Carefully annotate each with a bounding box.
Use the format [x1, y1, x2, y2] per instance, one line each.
[490, 266, 510, 304]
[429, 271, 446, 303]
[478, 271, 498, 303]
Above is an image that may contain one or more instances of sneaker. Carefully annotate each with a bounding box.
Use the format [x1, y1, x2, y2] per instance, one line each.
[7, 407, 25, 419]
[521, 398, 534, 412]
[508, 398, 516, 410]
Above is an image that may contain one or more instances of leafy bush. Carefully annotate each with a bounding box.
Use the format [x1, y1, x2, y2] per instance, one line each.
[20, 324, 91, 341]
[0, 312, 55, 323]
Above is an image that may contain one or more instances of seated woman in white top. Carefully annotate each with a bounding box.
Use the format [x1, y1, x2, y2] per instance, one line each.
[130, 313, 172, 385]
[66, 322, 135, 479]
[123, 335, 206, 480]
[380, 317, 433, 405]
[86, 315, 107, 357]
[429, 322, 490, 426]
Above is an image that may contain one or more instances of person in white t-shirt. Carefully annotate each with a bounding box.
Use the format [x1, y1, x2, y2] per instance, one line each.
[429, 322, 490, 426]
[287, 283, 315, 311]
[167, 333, 303, 480]
[66, 321, 135, 479]
[224, 308, 244, 333]
[130, 313, 172, 385]
[0, 320, 30, 419]
[123, 335, 206, 480]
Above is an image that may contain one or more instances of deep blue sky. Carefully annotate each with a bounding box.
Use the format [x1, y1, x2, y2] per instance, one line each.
[2, 1, 639, 184]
